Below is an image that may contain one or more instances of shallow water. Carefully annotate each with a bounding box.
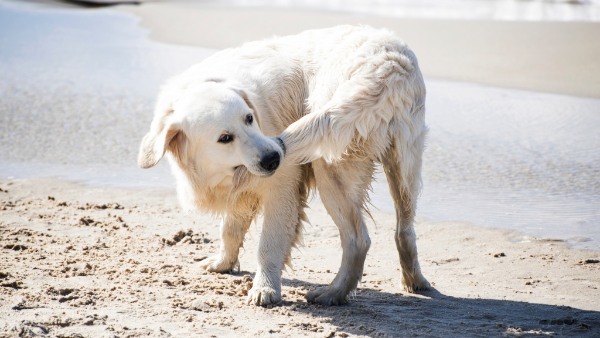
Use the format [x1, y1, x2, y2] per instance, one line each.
[0, 1, 598, 250]
[204, 0, 600, 22]
[376, 80, 600, 250]
[0, 1, 213, 174]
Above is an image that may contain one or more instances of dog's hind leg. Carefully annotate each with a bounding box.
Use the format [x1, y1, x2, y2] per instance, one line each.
[382, 128, 430, 292]
[306, 158, 374, 305]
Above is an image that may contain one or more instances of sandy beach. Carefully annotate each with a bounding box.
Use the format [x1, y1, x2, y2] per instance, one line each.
[1, 0, 599, 337]
[1, 178, 599, 337]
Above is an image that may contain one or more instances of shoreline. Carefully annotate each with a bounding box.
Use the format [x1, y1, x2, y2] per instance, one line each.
[0, 1, 597, 251]
[120, 3, 600, 98]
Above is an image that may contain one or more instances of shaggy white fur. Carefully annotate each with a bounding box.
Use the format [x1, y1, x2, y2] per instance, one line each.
[138, 25, 429, 306]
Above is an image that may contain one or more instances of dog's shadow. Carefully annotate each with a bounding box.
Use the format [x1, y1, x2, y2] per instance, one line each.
[275, 278, 600, 337]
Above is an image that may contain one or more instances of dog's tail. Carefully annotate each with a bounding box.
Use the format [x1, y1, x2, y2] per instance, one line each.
[279, 45, 426, 186]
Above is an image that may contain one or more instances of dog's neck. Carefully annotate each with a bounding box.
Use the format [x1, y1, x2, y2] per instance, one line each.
[173, 161, 260, 215]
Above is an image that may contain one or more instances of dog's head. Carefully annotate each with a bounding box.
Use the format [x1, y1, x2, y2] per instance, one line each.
[138, 80, 284, 187]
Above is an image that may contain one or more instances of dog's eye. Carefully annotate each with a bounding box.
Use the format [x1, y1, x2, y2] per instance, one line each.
[245, 114, 253, 125]
[218, 134, 234, 144]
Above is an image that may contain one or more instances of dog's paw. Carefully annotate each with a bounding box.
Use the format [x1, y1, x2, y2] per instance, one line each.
[200, 255, 239, 273]
[306, 286, 349, 306]
[246, 286, 281, 306]
[403, 273, 431, 293]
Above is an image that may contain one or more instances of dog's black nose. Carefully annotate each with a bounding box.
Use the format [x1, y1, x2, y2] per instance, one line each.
[259, 151, 280, 172]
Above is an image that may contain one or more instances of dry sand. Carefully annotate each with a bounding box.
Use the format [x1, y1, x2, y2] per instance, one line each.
[1, 178, 599, 337]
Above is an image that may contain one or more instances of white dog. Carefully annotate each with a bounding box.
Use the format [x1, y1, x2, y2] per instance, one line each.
[138, 25, 429, 306]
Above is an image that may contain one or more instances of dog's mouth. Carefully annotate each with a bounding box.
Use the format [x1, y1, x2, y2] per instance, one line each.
[257, 169, 276, 177]
[233, 165, 276, 189]
[234, 164, 276, 179]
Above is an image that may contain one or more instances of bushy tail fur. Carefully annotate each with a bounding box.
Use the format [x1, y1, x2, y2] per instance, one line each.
[279, 44, 427, 193]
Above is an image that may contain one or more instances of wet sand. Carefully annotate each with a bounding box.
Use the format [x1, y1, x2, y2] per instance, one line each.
[122, 3, 600, 98]
[1, 1, 600, 337]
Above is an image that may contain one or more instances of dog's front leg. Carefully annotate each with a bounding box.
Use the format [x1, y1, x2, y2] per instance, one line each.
[246, 186, 299, 306]
[202, 212, 253, 273]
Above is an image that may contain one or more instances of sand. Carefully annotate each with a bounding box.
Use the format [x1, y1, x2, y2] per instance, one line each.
[1, 1, 599, 337]
[1, 178, 599, 337]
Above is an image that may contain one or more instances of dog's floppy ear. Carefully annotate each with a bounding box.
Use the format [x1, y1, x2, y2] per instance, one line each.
[138, 109, 180, 169]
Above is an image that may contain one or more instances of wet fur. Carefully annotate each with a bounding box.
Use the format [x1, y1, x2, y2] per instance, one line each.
[138, 25, 429, 306]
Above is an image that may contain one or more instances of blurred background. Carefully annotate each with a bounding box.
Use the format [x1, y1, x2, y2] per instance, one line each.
[34, 0, 600, 21]
[1, 0, 599, 249]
